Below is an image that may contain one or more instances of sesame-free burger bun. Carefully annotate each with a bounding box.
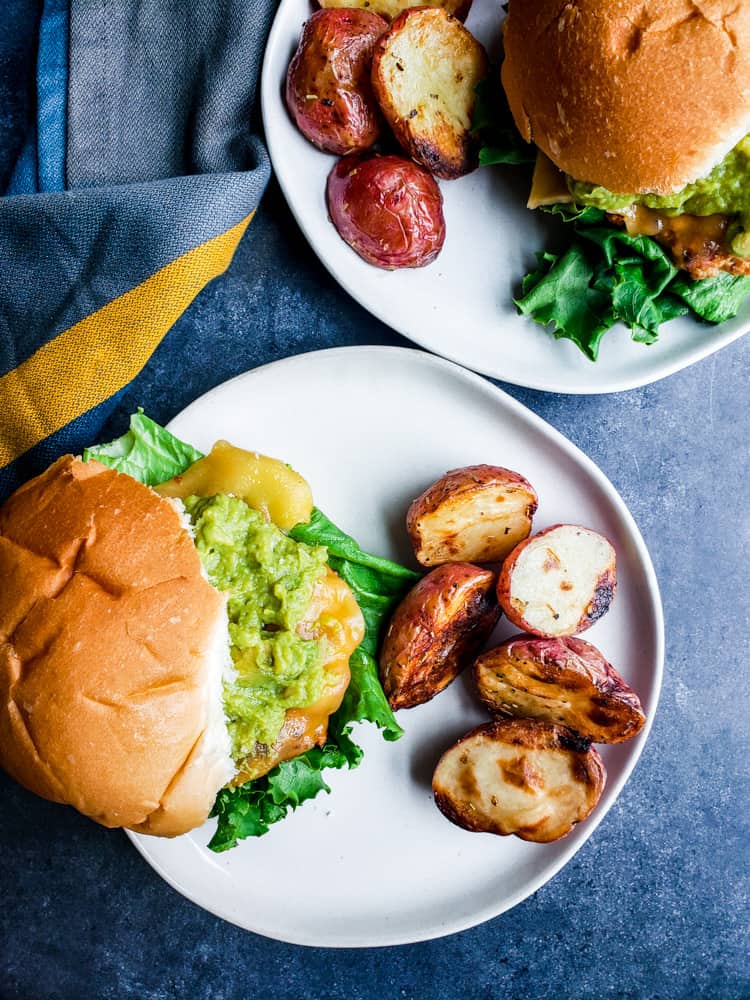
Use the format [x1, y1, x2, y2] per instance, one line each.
[501, 0, 750, 195]
[0, 456, 233, 837]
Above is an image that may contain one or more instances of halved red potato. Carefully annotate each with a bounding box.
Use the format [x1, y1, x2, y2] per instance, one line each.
[497, 525, 616, 637]
[379, 563, 500, 709]
[285, 9, 387, 155]
[371, 9, 488, 179]
[474, 635, 646, 743]
[406, 465, 538, 567]
[433, 719, 606, 842]
[327, 153, 445, 268]
[318, 0, 473, 23]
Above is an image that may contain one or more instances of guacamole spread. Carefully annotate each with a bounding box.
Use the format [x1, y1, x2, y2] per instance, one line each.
[183, 494, 329, 760]
[569, 134, 750, 256]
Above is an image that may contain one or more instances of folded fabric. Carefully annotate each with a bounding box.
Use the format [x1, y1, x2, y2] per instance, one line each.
[0, 0, 276, 500]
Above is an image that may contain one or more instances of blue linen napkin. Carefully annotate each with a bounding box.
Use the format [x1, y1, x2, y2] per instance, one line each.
[0, 0, 277, 500]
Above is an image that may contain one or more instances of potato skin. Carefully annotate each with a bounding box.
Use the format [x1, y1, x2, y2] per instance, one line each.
[433, 718, 606, 842]
[318, 0, 473, 23]
[371, 8, 488, 179]
[379, 563, 500, 709]
[497, 524, 617, 637]
[406, 464, 538, 567]
[327, 153, 446, 268]
[285, 9, 387, 155]
[474, 634, 646, 744]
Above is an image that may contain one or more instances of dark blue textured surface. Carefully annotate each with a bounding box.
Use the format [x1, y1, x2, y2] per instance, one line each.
[1, 7, 749, 999]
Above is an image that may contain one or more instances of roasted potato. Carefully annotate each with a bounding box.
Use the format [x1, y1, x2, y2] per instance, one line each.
[285, 9, 387, 155]
[318, 0, 473, 23]
[406, 465, 538, 567]
[433, 719, 606, 842]
[327, 153, 445, 268]
[379, 563, 500, 709]
[474, 635, 646, 744]
[371, 9, 488, 179]
[497, 525, 617, 637]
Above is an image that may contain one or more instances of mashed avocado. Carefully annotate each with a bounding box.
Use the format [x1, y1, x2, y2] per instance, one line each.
[569, 134, 750, 256]
[183, 494, 329, 761]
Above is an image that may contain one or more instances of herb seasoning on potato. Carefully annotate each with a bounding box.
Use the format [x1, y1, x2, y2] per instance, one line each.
[473, 634, 645, 744]
[433, 718, 606, 842]
[371, 7, 488, 178]
[285, 9, 387, 155]
[497, 524, 617, 637]
[379, 563, 500, 709]
[406, 464, 538, 566]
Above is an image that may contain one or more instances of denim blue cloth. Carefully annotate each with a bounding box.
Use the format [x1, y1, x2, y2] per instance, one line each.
[6, 0, 67, 194]
[0, 0, 276, 501]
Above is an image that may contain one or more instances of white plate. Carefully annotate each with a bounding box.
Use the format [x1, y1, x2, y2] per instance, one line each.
[261, 1, 750, 394]
[128, 347, 663, 946]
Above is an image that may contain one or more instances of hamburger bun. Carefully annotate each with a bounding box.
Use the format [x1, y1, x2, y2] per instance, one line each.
[501, 0, 750, 195]
[0, 456, 233, 837]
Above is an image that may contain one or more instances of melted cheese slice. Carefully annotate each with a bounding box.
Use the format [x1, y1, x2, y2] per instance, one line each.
[156, 440, 313, 531]
[528, 151, 572, 209]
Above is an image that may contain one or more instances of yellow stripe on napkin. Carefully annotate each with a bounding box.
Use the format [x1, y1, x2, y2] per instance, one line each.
[0, 213, 254, 469]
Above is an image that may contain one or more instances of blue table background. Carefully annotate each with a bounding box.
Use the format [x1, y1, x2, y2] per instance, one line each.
[1, 6, 748, 998]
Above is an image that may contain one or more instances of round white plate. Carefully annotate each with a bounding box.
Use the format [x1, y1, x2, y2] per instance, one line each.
[127, 347, 663, 946]
[261, 1, 750, 394]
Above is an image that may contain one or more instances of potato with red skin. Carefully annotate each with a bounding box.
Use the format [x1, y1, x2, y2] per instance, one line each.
[318, 0, 473, 23]
[406, 465, 538, 567]
[327, 153, 445, 268]
[497, 524, 617, 638]
[473, 634, 646, 744]
[433, 718, 606, 842]
[379, 563, 500, 710]
[285, 9, 387, 155]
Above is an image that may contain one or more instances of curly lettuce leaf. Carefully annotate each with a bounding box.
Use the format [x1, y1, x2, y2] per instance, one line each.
[517, 209, 750, 360]
[208, 745, 349, 851]
[83, 410, 202, 485]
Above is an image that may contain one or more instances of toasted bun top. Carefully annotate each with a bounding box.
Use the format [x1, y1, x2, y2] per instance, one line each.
[501, 0, 750, 194]
[0, 456, 233, 837]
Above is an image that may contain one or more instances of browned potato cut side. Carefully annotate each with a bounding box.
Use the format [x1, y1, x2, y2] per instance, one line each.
[379, 563, 500, 710]
[371, 9, 488, 179]
[433, 719, 606, 842]
[474, 635, 646, 743]
[406, 464, 538, 566]
[285, 9, 387, 155]
[497, 524, 616, 637]
[318, 0, 473, 22]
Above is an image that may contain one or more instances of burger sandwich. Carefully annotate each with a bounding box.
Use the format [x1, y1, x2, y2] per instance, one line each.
[0, 413, 413, 850]
[470, 0, 750, 359]
[501, 0, 750, 279]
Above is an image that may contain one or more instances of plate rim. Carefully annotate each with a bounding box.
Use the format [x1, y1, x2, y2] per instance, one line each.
[126, 345, 665, 946]
[260, 0, 749, 396]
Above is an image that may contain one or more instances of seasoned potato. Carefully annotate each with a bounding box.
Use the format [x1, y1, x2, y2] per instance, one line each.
[379, 563, 500, 709]
[406, 465, 538, 567]
[327, 153, 445, 268]
[371, 8, 488, 179]
[433, 719, 606, 842]
[285, 9, 387, 155]
[318, 0, 473, 23]
[474, 635, 646, 743]
[497, 525, 617, 637]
